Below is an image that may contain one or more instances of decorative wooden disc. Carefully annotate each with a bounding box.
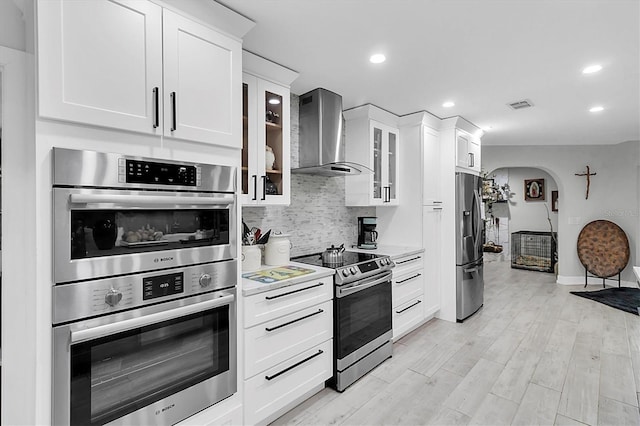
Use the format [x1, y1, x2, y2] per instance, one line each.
[577, 220, 630, 278]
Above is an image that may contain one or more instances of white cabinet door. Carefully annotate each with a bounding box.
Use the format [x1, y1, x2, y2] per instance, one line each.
[455, 130, 481, 173]
[423, 206, 442, 318]
[422, 126, 443, 205]
[370, 120, 399, 206]
[38, 0, 163, 134]
[163, 9, 241, 147]
[241, 74, 291, 205]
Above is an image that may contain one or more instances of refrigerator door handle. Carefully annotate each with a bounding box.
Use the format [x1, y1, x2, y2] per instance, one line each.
[473, 188, 483, 253]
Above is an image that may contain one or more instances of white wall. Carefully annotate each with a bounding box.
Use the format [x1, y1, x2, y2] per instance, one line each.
[0, 0, 25, 51]
[483, 142, 639, 284]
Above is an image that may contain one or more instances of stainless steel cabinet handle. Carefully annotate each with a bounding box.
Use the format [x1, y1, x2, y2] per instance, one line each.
[264, 283, 324, 300]
[71, 293, 235, 343]
[265, 309, 324, 332]
[265, 350, 323, 381]
[395, 256, 421, 265]
[152, 87, 159, 128]
[170, 91, 177, 131]
[261, 175, 266, 201]
[469, 152, 475, 168]
[433, 200, 443, 204]
[396, 273, 422, 284]
[396, 299, 422, 314]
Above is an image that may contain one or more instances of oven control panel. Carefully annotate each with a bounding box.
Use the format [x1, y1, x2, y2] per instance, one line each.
[335, 256, 395, 285]
[119, 158, 201, 187]
[52, 260, 237, 324]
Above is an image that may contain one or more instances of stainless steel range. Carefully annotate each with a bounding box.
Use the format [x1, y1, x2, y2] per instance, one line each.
[292, 250, 394, 391]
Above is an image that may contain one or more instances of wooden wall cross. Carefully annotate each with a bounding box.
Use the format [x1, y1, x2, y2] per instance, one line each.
[575, 165, 596, 199]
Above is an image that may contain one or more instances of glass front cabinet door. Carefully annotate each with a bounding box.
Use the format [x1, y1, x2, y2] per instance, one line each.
[368, 120, 399, 205]
[241, 73, 290, 206]
[345, 107, 400, 207]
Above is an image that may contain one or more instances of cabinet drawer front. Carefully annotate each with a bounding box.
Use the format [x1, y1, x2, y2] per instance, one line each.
[393, 297, 424, 339]
[245, 300, 333, 379]
[244, 277, 333, 327]
[393, 270, 423, 307]
[392, 254, 424, 274]
[244, 340, 332, 426]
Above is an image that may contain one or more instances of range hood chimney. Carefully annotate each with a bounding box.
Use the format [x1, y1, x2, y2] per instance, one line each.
[293, 88, 370, 176]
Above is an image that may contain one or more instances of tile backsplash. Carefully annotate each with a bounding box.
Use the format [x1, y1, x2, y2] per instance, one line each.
[242, 93, 374, 256]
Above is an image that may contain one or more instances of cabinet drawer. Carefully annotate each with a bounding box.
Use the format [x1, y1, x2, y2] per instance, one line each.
[392, 253, 424, 275]
[244, 340, 333, 426]
[245, 300, 333, 379]
[393, 296, 424, 340]
[244, 277, 333, 328]
[393, 270, 423, 307]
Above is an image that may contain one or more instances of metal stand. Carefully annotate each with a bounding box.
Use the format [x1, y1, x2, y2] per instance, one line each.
[584, 268, 621, 288]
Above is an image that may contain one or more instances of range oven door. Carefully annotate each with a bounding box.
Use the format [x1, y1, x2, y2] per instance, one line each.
[334, 272, 392, 367]
[52, 290, 237, 426]
[53, 187, 237, 283]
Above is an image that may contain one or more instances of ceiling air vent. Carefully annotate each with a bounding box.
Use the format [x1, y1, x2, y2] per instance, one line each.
[508, 99, 534, 110]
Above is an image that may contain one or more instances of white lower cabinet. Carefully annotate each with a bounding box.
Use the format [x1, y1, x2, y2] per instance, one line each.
[391, 253, 425, 340]
[243, 277, 333, 425]
[244, 340, 332, 426]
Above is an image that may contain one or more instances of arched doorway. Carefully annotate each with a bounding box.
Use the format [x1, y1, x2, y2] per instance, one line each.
[484, 167, 559, 274]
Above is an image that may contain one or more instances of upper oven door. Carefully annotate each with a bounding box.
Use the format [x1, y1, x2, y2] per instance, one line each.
[53, 188, 237, 284]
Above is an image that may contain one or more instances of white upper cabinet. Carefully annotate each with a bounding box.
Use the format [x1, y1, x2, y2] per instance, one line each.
[345, 105, 400, 206]
[455, 129, 482, 174]
[37, 0, 241, 148]
[422, 125, 442, 205]
[241, 51, 298, 206]
[162, 9, 240, 146]
[241, 74, 291, 205]
[38, 0, 163, 134]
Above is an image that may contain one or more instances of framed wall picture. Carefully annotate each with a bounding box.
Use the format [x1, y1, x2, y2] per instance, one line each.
[524, 178, 545, 201]
[552, 190, 559, 211]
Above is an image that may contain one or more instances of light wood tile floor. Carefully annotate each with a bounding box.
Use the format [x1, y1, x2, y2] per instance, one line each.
[271, 256, 640, 426]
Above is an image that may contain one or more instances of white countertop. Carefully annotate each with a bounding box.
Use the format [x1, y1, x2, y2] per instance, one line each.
[347, 244, 424, 259]
[242, 261, 335, 296]
[634, 266, 640, 286]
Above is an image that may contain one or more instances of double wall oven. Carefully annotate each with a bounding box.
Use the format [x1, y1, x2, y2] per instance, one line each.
[51, 148, 238, 425]
[293, 251, 394, 391]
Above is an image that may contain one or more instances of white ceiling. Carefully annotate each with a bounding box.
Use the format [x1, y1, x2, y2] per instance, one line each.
[217, 0, 639, 146]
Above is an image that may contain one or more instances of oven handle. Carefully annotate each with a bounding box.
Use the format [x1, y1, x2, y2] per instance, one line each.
[69, 193, 234, 207]
[70, 292, 235, 343]
[336, 272, 392, 298]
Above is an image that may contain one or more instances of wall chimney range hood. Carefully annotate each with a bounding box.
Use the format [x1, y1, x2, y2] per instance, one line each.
[293, 88, 371, 176]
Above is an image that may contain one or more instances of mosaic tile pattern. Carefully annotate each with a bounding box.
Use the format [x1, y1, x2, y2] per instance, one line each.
[242, 93, 375, 256]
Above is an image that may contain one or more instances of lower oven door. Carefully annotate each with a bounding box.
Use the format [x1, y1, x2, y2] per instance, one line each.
[334, 272, 392, 365]
[52, 290, 236, 426]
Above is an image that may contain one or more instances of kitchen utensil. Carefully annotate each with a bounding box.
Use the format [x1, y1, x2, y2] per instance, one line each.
[264, 233, 291, 266]
[243, 221, 251, 237]
[256, 229, 271, 245]
[322, 243, 345, 266]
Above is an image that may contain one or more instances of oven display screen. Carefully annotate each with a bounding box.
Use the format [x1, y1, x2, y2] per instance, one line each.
[126, 160, 197, 186]
[358, 261, 379, 273]
[142, 272, 184, 300]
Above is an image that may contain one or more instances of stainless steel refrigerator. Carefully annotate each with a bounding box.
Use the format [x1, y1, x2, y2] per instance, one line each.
[455, 172, 484, 321]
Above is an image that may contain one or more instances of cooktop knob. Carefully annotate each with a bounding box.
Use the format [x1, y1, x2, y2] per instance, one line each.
[340, 269, 348, 277]
[105, 288, 123, 307]
[199, 273, 212, 287]
[350, 267, 358, 275]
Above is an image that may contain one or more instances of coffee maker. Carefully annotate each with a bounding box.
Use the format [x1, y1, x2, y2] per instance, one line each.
[357, 217, 378, 249]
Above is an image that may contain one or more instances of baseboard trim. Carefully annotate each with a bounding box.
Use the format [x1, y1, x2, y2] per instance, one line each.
[556, 275, 637, 288]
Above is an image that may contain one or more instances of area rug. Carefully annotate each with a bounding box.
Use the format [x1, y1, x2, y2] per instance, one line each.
[570, 287, 640, 316]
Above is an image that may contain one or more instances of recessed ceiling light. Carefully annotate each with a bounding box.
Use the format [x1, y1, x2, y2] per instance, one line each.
[583, 64, 603, 74]
[589, 106, 604, 112]
[268, 98, 281, 105]
[442, 101, 455, 108]
[369, 54, 386, 64]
